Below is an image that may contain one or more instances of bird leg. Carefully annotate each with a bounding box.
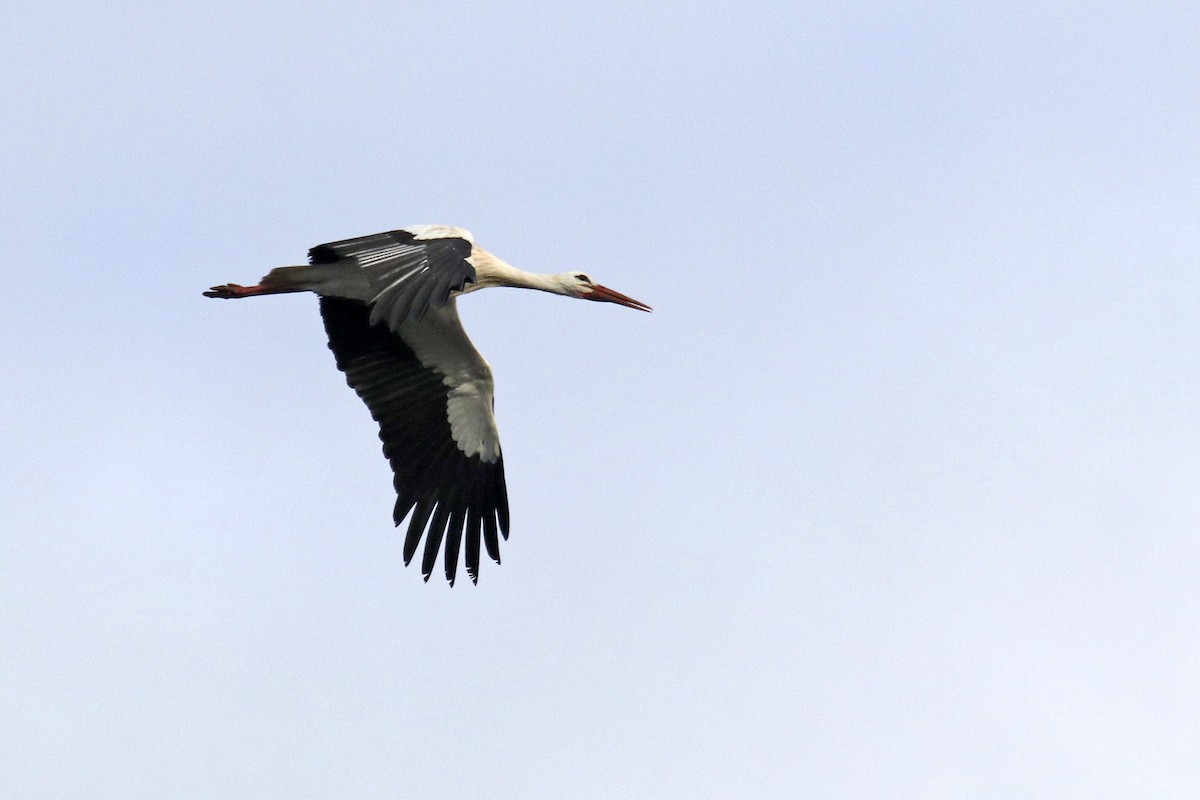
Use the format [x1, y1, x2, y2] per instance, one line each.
[203, 265, 315, 299]
[204, 283, 274, 298]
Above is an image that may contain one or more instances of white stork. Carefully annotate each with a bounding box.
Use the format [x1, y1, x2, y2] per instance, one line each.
[204, 225, 650, 585]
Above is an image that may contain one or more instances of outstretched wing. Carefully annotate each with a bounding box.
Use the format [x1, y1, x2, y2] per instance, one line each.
[309, 228, 476, 327]
[319, 296, 510, 585]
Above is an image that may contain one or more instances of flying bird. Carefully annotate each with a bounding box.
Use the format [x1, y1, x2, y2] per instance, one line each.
[205, 225, 650, 585]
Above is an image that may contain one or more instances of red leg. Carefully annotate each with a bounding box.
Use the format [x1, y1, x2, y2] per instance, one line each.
[203, 266, 315, 299]
[202, 283, 276, 298]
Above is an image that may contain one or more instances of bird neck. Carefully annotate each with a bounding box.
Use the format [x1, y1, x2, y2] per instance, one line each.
[472, 249, 574, 296]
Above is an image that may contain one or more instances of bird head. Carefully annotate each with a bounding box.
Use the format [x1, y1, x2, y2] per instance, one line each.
[563, 272, 652, 312]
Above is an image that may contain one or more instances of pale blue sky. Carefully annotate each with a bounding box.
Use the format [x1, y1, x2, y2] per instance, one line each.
[3, 2, 1198, 797]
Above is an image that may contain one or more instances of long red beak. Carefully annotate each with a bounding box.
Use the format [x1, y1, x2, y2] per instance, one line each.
[585, 284, 652, 312]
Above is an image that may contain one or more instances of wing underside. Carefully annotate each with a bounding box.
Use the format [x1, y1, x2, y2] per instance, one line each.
[319, 296, 509, 585]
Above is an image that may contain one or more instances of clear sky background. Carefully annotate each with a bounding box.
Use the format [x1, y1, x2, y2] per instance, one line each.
[2, 2, 1198, 797]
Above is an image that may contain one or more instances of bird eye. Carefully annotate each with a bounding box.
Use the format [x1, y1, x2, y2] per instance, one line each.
[577, 274, 591, 283]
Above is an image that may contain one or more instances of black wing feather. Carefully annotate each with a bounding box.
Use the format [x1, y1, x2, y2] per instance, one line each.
[444, 505, 467, 586]
[309, 230, 475, 325]
[320, 296, 509, 584]
[465, 505, 483, 582]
